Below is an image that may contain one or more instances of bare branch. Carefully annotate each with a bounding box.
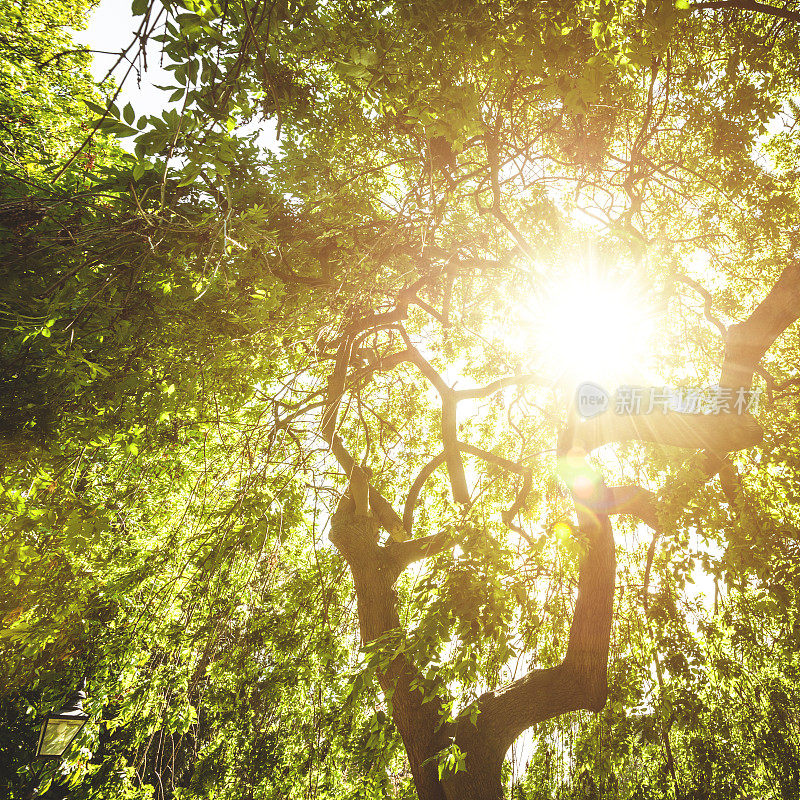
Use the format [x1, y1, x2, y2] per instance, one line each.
[349, 349, 415, 386]
[677, 274, 727, 338]
[397, 327, 450, 395]
[459, 442, 528, 475]
[321, 336, 353, 444]
[455, 373, 542, 401]
[693, 0, 800, 22]
[403, 452, 447, 533]
[387, 528, 459, 571]
[442, 398, 470, 504]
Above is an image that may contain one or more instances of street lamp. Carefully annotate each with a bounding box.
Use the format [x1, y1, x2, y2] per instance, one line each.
[34, 679, 89, 759]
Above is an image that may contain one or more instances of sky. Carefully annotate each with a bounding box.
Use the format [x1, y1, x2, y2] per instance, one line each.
[71, 0, 278, 151]
[71, 0, 174, 120]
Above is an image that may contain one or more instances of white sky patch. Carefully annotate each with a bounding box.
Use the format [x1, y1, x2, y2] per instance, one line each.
[70, 0, 174, 119]
[71, 0, 278, 153]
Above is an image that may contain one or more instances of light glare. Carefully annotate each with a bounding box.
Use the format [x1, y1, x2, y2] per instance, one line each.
[534, 274, 654, 382]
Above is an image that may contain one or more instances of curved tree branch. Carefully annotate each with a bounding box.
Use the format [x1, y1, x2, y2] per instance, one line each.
[387, 527, 460, 572]
[677, 273, 728, 338]
[403, 451, 447, 533]
[719, 260, 800, 389]
[455, 373, 542, 401]
[445, 460, 616, 795]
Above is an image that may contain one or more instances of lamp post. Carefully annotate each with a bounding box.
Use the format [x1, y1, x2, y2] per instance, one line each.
[34, 678, 89, 759]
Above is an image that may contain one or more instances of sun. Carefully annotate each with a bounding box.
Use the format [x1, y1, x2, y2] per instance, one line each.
[532, 272, 656, 384]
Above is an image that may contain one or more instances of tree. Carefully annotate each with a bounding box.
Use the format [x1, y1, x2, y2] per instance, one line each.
[3, 0, 800, 798]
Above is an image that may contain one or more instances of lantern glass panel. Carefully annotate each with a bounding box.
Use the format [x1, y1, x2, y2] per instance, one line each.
[37, 717, 86, 757]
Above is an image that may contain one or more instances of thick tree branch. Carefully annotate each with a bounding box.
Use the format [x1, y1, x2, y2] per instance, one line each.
[320, 334, 353, 444]
[574, 409, 762, 454]
[329, 506, 445, 800]
[387, 528, 459, 572]
[459, 442, 528, 475]
[446, 457, 616, 789]
[574, 261, 800, 455]
[349, 348, 415, 386]
[606, 484, 660, 530]
[441, 398, 470, 504]
[346, 303, 409, 337]
[399, 328, 470, 504]
[398, 327, 450, 395]
[403, 452, 447, 533]
[719, 260, 800, 389]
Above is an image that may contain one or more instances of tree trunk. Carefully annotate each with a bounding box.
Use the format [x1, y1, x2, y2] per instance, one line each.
[330, 470, 616, 800]
[329, 508, 446, 800]
[441, 491, 616, 800]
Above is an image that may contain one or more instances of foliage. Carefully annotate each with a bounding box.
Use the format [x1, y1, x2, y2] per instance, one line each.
[2, 0, 800, 798]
